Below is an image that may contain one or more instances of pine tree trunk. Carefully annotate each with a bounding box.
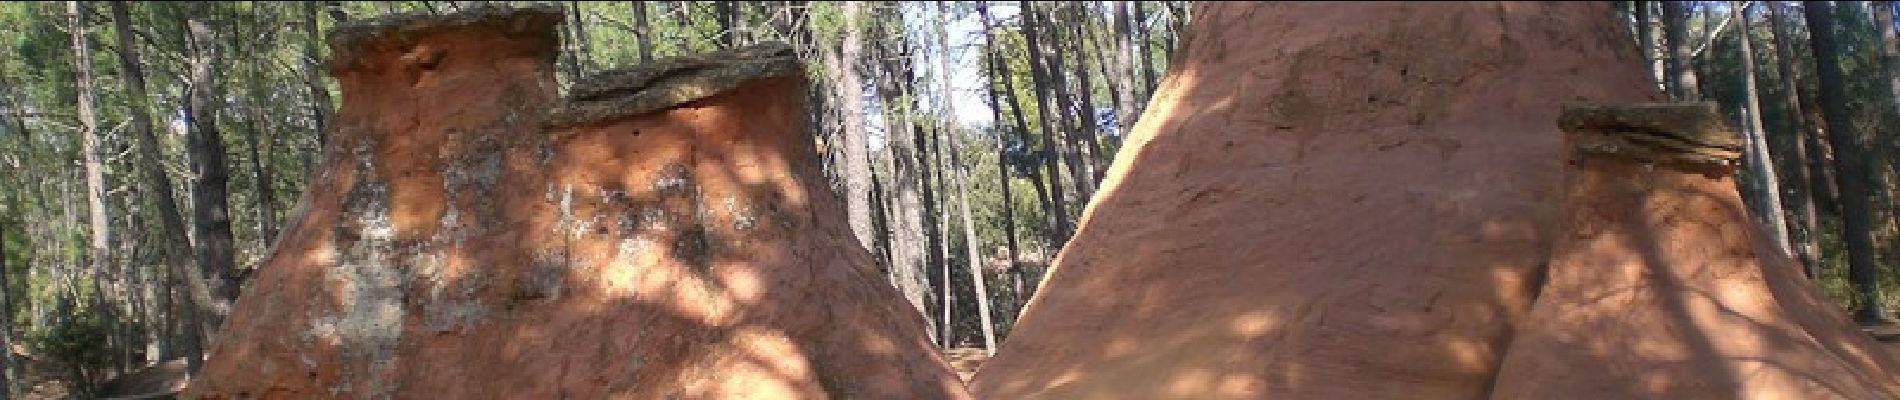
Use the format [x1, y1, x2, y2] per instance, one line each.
[1874, 1, 1900, 189]
[1804, 1, 1890, 325]
[1134, 1, 1157, 106]
[834, 1, 876, 253]
[241, 18, 279, 245]
[0, 224, 12, 396]
[873, 30, 941, 346]
[1019, 1, 1073, 243]
[631, 1, 652, 62]
[977, 1, 1028, 324]
[108, 0, 213, 373]
[1664, 1, 1700, 100]
[569, 1, 590, 71]
[1637, 1, 1663, 92]
[184, 4, 241, 329]
[1072, 5, 1109, 185]
[1040, 3, 1098, 201]
[301, 2, 336, 152]
[1733, 1, 1794, 259]
[72, 1, 113, 295]
[1769, 0, 1824, 278]
[1113, 0, 1140, 131]
[71, 0, 126, 374]
[716, 1, 738, 49]
[934, 1, 998, 347]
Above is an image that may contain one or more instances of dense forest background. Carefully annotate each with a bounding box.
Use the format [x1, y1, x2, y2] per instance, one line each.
[2, 0, 1900, 396]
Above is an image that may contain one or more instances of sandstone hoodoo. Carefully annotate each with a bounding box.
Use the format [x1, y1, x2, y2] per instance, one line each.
[187, 5, 965, 399]
[1487, 103, 1900, 399]
[968, 2, 1663, 398]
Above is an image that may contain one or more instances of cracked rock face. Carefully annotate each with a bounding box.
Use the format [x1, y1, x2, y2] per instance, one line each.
[189, 6, 964, 400]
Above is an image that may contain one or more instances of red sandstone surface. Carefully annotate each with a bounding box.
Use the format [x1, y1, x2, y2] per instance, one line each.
[969, 2, 1900, 399]
[186, 5, 964, 399]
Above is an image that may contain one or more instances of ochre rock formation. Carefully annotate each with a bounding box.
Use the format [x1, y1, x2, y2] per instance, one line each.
[970, 2, 1677, 398]
[969, 2, 1900, 399]
[188, 5, 965, 399]
[1487, 103, 1900, 399]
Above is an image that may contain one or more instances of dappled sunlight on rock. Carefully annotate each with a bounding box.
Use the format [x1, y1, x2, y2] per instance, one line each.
[187, 5, 966, 399]
[970, 2, 1651, 398]
[1488, 103, 1900, 399]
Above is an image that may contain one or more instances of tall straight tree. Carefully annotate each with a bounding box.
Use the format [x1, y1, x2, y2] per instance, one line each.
[1769, 0, 1823, 277]
[1664, 1, 1700, 100]
[1873, 1, 1900, 182]
[0, 222, 11, 396]
[1637, 1, 1665, 92]
[976, 1, 1028, 320]
[1070, 3, 1109, 183]
[69, 0, 117, 333]
[239, 5, 280, 244]
[109, 0, 212, 373]
[568, 1, 590, 71]
[1039, 2, 1097, 201]
[1732, 1, 1793, 258]
[184, 2, 242, 323]
[832, 1, 876, 253]
[1112, 0, 1140, 130]
[1804, 0, 1889, 324]
[869, 11, 941, 345]
[1019, 0, 1073, 243]
[631, 1, 652, 62]
[938, 2, 997, 353]
[301, 2, 336, 150]
[1133, 1, 1157, 105]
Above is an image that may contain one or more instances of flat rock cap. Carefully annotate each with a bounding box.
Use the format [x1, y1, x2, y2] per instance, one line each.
[548, 42, 803, 128]
[326, 4, 565, 71]
[1558, 102, 1743, 168]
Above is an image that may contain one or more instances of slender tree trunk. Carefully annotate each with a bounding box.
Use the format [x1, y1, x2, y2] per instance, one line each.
[71, 0, 127, 375]
[1019, 1, 1074, 244]
[1664, 1, 1701, 100]
[1159, 2, 1179, 64]
[1733, 1, 1794, 259]
[1637, 1, 1665, 93]
[716, 1, 736, 48]
[1805, 0, 1890, 325]
[0, 224, 12, 397]
[1072, 4, 1109, 184]
[569, 1, 590, 71]
[562, 2, 585, 82]
[1134, 1, 1157, 102]
[1874, 1, 1900, 189]
[631, 1, 652, 62]
[1113, 1, 1140, 131]
[72, 1, 113, 295]
[1770, 0, 1824, 278]
[301, 2, 336, 153]
[184, 4, 241, 329]
[1042, 3, 1098, 200]
[109, 0, 213, 373]
[242, 16, 279, 245]
[834, 1, 877, 260]
[938, 1, 998, 352]
[872, 26, 942, 346]
[977, 1, 1028, 323]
